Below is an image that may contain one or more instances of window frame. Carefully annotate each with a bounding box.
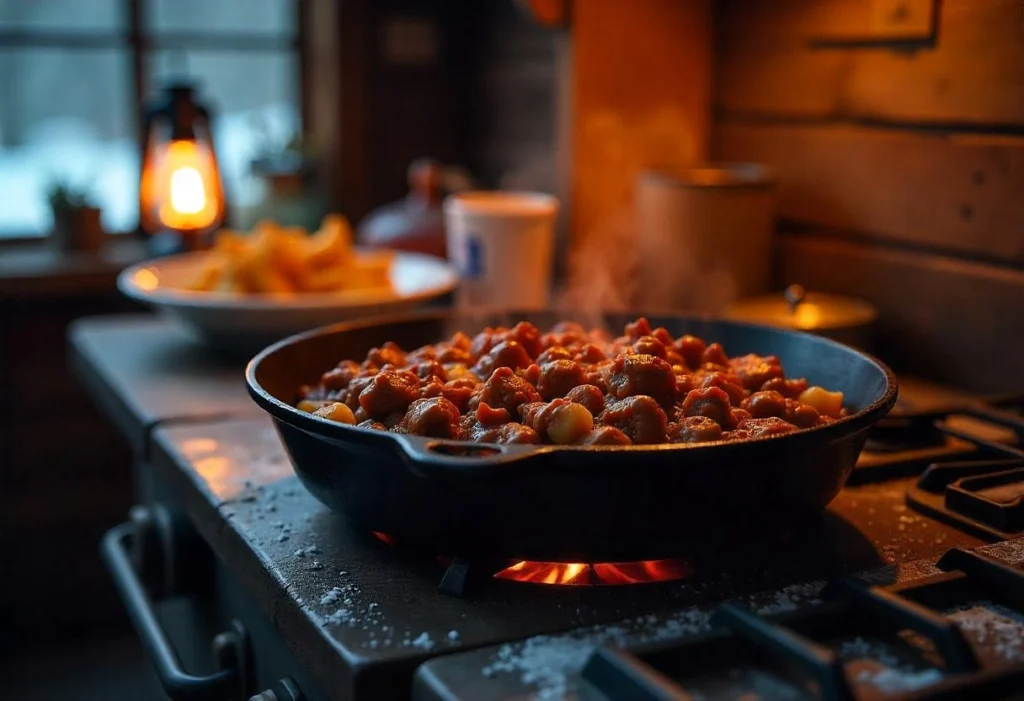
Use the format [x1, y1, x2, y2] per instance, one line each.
[0, 0, 308, 244]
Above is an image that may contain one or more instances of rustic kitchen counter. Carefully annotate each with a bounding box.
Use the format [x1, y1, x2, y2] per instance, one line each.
[69, 316, 1024, 701]
[69, 315, 259, 455]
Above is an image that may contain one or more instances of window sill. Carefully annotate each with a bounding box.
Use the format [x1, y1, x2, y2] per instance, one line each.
[0, 237, 148, 301]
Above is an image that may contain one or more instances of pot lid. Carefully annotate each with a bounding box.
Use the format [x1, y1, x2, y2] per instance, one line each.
[723, 284, 877, 331]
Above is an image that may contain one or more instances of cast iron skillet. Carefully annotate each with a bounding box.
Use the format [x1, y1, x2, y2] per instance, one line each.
[247, 311, 898, 560]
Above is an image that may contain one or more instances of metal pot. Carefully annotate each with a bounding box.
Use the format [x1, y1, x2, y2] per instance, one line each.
[722, 284, 877, 350]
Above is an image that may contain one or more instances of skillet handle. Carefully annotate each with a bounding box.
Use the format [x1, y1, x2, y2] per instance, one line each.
[392, 434, 539, 467]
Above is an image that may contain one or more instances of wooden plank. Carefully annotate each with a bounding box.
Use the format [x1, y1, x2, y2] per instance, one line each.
[718, 0, 936, 42]
[715, 122, 1024, 263]
[716, 0, 1024, 127]
[845, 0, 1024, 126]
[779, 235, 1024, 393]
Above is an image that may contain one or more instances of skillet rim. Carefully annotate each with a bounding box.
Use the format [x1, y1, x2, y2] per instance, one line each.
[245, 310, 899, 465]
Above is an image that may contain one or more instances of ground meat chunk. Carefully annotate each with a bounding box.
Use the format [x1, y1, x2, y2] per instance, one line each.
[366, 342, 406, 368]
[585, 360, 615, 393]
[730, 353, 784, 391]
[701, 342, 730, 368]
[358, 370, 421, 418]
[517, 363, 542, 386]
[536, 346, 573, 365]
[436, 345, 472, 365]
[575, 343, 606, 363]
[473, 340, 533, 377]
[500, 321, 543, 360]
[674, 373, 696, 397]
[415, 360, 447, 382]
[469, 327, 503, 360]
[320, 360, 361, 391]
[668, 416, 723, 444]
[760, 376, 809, 399]
[344, 375, 375, 411]
[564, 384, 606, 416]
[728, 407, 752, 428]
[698, 371, 746, 406]
[474, 422, 541, 445]
[400, 397, 460, 438]
[784, 398, 821, 428]
[728, 416, 799, 440]
[478, 367, 541, 414]
[476, 402, 510, 426]
[576, 426, 632, 445]
[600, 395, 668, 444]
[607, 354, 677, 408]
[680, 386, 733, 427]
[439, 379, 476, 412]
[537, 359, 587, 400]
[625, 317, 653, 340]
[632, 335, 668, 359]
[741, 390, 788, 419]
[674, 335, 707, 370]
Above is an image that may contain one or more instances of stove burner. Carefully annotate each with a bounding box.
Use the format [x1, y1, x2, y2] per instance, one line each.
[856, 399, 1024, 486]
[494, 559, 691, 586]
[579, 548, 1024, 701]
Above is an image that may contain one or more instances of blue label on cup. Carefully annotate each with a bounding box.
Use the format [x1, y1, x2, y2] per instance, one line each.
[463, 235, 484, 279]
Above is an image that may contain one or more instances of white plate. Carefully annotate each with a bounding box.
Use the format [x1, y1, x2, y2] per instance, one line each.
[118, 249, 458, 355]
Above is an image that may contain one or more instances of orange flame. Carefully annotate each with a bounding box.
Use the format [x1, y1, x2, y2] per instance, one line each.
[141, 138, 223, 232]
[372, 531, 396, 546]
[494, 558, 690, 586]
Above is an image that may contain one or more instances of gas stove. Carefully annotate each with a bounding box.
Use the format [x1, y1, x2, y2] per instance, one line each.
[71, 319, 1024, 701]
[138, 392, 1023, 701]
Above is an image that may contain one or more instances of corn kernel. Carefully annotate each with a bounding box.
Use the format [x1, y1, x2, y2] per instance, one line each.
[798, 386, 844, 418]
[547, 402, 595, 445]
[298, 399, 329, 413]
[312, 402, 357, 425]
[444, 363, 473, 381]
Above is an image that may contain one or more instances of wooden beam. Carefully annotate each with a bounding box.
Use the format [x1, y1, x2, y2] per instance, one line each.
[715, 122, 1024, 263]
[716, 0, 1024, 127]
[780, 235, 1024, 393]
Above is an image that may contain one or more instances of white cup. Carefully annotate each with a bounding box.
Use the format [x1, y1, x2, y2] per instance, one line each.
[443, 191, 559, 309]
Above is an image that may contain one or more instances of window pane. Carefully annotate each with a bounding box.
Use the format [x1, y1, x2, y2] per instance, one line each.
[149, 0, 295, 36]
[0, 0, 123, 31]
[0, 49, 136, 237]
[148, 50, 300, 211]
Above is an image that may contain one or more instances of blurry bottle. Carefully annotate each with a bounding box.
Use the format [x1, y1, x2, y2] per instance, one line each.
[357, 158, 451, 258]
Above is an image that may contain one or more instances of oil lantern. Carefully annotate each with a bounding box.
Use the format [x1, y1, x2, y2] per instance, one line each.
[139, 82, 225, 254]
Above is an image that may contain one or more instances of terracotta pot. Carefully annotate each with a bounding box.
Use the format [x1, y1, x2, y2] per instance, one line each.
[52, 206, 105, 253]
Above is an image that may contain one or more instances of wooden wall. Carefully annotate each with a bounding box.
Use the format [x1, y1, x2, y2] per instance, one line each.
[713, 0, 1024, 392]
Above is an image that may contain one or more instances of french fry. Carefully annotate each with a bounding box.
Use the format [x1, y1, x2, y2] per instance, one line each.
[193, 214, 392, 296]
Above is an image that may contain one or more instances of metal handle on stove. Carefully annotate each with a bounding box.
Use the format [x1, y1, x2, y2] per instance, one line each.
[101, 522, 250, 701]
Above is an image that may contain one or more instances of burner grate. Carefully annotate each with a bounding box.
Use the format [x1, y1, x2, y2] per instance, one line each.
[854, 396, 1024, 485]
[579, 548, 1024, 701]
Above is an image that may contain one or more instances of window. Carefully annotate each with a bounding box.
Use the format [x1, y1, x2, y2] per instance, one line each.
[0, 0, 303, 239]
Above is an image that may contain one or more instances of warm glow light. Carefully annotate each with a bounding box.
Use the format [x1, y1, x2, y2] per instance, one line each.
[494, 559, 691, 586]
[142, 138, 223, 232]
[133, 268, 159, 291]
[169, 166, 206, 215]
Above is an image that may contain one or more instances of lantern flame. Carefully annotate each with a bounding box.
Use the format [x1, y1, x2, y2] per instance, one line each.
[142, 138, 223, 232]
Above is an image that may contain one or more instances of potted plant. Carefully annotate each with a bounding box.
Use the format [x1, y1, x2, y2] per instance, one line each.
[240, 120, 327, 232]
[48, 180, 105, 253]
